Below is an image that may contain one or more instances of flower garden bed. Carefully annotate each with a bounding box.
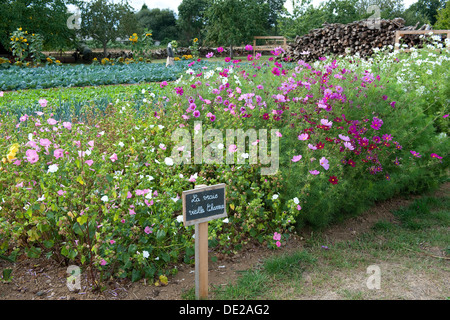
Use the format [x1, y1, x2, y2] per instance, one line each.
[0, 44, 448, 288]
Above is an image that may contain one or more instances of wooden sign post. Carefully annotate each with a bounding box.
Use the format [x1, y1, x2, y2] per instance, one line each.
[182, 183, 227, 300]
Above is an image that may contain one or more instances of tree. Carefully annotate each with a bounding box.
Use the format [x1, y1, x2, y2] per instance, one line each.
[136, 7, 178, 44]
[177, 0, 208, 45]
[266, 0, 288, 34]
[203, 0, 270, 56]
[278, 0, 330, 38]
[0, 0, 77, 51]
[79, 0, 136, 56]
[413, 0, 447, 25]
[434, 0, 450, 28]
[355, 0, 405, 20]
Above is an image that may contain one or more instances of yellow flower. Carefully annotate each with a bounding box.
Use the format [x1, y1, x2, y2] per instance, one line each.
[193, 38, 198, 43]
[6, 152, 16, 162]
[46, 57, 52, 63]
[55, 60, 60, 64]
[18, 27, 22, 31]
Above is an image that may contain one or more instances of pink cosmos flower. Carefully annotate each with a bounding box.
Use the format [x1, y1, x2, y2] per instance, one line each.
[110, 153, 118, 162]
[292, 155, 302, 162]
[53, 148, 64, 159]
[276, 241, 281, 247]
[320, 119, 332, 127]
[63, 122, 72, 130]
[430, 153, 443, 159]
[309, 170, 320, 175]
[273, 232, 281, 241]
[319, 157, 329, 170]
[85, 159, 94, 166]
[244, 44, 253, 51]
[39, 138, 51, 147]
[129, 208, 136, 215]
[0, 91, 3, 97]
[298, 133, 309, 141]
[443, 114, 448, 118]
[100, 259, 107, 266]
[272, 67, 280, 76]
[144, 226, 152, 234]
[297, 205, 302, 211]
[57, 190, 67, 197]
[47, 118, 57, 125]
[110, 240, 115, 245]
[160, 81, 168, 88]
[26, 149, 39, 164]
[228, 144, 237, 153]
[206, 52, 214, 58]
[87, 140, 94, 147]
[217, 47, 224, 53]
[344, 141, 354, 150]
[38, 99, 48, 108]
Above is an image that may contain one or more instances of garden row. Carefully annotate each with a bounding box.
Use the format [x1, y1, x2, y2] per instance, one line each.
[0, 43, 448, 286]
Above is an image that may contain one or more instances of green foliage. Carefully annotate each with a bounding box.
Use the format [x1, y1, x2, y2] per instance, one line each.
[136, 7, 179, 44]
[177, 0, 208, 46]
[203, 0, 270, 48]
[434, 0, 450, 29]
[0, 0, 76, 51]
[79, 0, 137, 55]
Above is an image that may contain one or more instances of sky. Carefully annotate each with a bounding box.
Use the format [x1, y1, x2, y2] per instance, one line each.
[69, 0, 419, 14]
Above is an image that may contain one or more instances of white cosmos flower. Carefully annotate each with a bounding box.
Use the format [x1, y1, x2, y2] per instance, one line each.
[293, 197, 299, 204]
[101, 195, 109, 202]
[37, 195, 45, 202]
[272, 194, 279, 200]
[118, 141, 124, 147]
[164, 157, 174, 166]
[176, 215, 184, 223]
[47, 164, 58, 173]
[217, 143, 224, 150]
[143, 251, 149, 258]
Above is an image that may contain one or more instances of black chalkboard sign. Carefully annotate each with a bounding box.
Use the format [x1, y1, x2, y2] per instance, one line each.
[182, 184, 227, 226]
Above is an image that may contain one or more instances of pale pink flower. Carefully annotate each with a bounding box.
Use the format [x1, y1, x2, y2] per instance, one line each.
[87, 140, 94, 147]
[26, 149, 39, 164]
[47, 118, 57, 125]
[39, 138, 51, 147]
[38, 99, 48, 108]
[228, 144, 237, 153]
[144, 226, 152, 234]
[100, 259, 107, 266]
[110, 153, 118, 162]
[63, 122, 72, 130]
[292, 155, 302, 162]
[85, 159, 94, 166]
[53, 148, 64, 159]
[319, 157, 329, 170]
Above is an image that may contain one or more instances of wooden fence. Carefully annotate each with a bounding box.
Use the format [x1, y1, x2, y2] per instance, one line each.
[394, 30, 450, 52]
[252, 36, 287, 55]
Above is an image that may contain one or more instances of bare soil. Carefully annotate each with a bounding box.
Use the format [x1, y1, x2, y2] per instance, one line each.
[0, 183, 448, 300]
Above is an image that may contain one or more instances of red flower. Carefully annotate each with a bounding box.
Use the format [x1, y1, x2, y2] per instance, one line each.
[348, 159, 356, 167]
[262, 113, 269, 120]
[329, 176, 339, 185]
[316, 141, 324, 149]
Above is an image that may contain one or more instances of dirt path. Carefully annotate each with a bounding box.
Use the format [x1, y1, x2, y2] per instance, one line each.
[1, 183, 448, 300]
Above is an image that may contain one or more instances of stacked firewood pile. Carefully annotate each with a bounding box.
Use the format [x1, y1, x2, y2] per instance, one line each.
[282, 18, 437, 62]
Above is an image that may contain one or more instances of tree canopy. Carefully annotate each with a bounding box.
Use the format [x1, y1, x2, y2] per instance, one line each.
[0, 0, 77, 50]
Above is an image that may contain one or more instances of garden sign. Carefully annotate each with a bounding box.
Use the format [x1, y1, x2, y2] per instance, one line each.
[182, 183, 227, 299]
